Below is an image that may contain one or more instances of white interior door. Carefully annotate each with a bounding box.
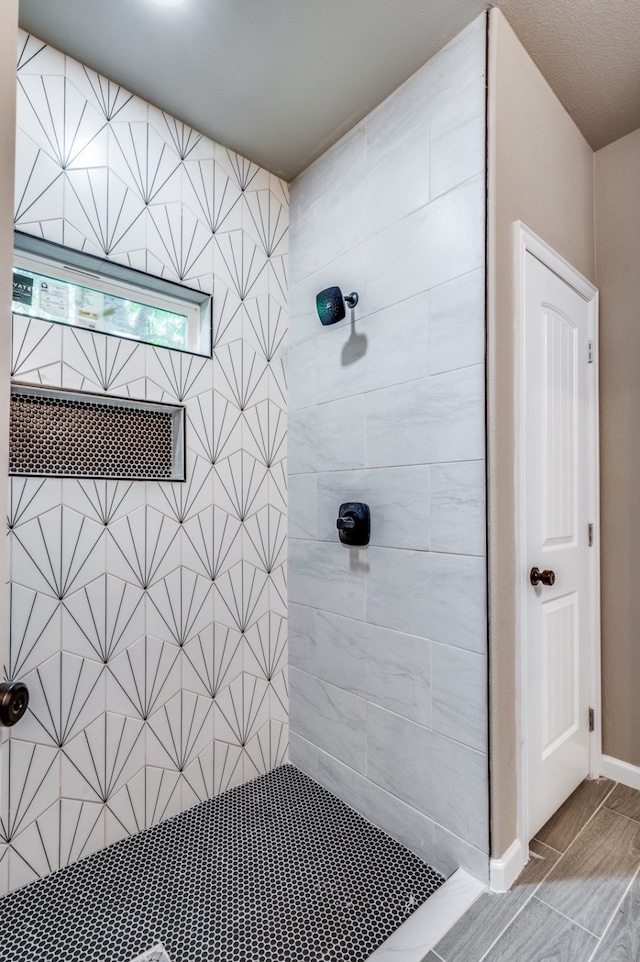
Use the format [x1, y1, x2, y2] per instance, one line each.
[523, 250, 593, 840]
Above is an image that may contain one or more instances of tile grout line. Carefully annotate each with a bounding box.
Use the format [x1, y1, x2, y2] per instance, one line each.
[535, 779, 619, 868]
[530, 894, 600, 939]
[584, 864, 640, 962]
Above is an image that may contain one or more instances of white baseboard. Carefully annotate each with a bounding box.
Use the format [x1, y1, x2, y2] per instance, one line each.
[489, 838, 526, 893]
[602, 754, 640, 790]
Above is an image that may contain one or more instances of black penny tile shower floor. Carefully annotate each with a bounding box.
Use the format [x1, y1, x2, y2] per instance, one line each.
[0, 765, 445, 962]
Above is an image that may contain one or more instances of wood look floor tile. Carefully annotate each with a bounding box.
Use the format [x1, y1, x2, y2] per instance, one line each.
[433, 840, 559, 962]
[482, 897, 597, 962]
[536, 807, 640, 936]
[604, 783, 640, 823]
[591, 872, 640, 962]
[534, 777, 615, 853]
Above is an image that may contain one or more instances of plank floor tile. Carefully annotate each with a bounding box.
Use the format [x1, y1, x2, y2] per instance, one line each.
[591, 872, 640, 961]
[434, 840, 559, 962]
[536, 807, 640, 936]
[604, 783, 640, 823]
[534, 777, 615, 853]
[481, 897, 597, 962]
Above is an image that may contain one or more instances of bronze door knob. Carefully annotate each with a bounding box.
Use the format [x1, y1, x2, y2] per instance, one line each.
[530, 567, 556, 587]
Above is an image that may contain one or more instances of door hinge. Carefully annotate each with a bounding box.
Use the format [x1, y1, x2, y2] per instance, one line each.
[588, 523, 594, 546]
[589, 708, 595, 732]
[588, 340, 594, 363]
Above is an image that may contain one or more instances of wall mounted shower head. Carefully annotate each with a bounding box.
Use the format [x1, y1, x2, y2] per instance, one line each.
[316, 287, 359, 326]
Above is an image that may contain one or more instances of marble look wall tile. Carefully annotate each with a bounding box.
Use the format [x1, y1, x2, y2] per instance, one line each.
[316, 465, 430, 550]
[367, 547, 486, 652]
[431, 461, 485, 556]
[367, 705, 489, 849]
[288, 395, 366, 475]
[365, 175, 484, 317]
[365, 365, 485, 468]
[316, 611, 430, 725]
[429, 268, 485, 375]
[287, 339, 318, 411]
[317, 751, 436, 865]
[288, 603, 317, 674]
[313, 292, 430, 406]
[289, 668, 367, 774]
[433, 823, 489, 883]
[406, 16, 486, 119]
[290, 122, 367, 227]
[288, 539, 366, 621]
[431, 642, 487, 752]
[430, 78, 486, 200]
[288, 732, 319, 779]
[288, 475, 317, 540]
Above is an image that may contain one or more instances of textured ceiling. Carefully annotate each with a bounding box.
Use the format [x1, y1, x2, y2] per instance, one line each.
[17, 0, 640, 180]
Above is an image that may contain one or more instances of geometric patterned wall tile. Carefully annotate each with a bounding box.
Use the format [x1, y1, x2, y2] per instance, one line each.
[144, 764, 183, 829]
[211, 282, 243, 349]
[268, 562, 288, 620]
[268, 355, 287, 410]
[146, 347, 210, 404]
[182, 740, 243, 809]
[11, 315, 63, 384]
[20, 652, 104, 747]
[61, 713, 144, 803]
[61, 326, 145, 394]
[0, 845, 7, 898]
[146, 691, 213, 772]
[268, 254, 288, 306]
[64, 479, 146, 527]
[0, 739, 59, 843]
[64, 59, 138, 125]
[14, 132, 64, 228]
[65, 167, 146, 260]
[243, 295, 287, 362]
[214, 341, 269, 411]
[147, 455, 212, 524]
[243, 189, 288, 259]
[107, 636, 180, 719]
[109, 121, 181, 207]
[181, 623, 242, 700]
[213, 673, 270, 748]
[186, 390, 242, 465]
[215, 561, 269, 634]
[268, 461, 288, 516]
[244, 612, 287, 681]
[8, 798, 105, 891]
[243, 400, 287, 467]
[104, 767, 144, 846]
[6, 584, 59, 681]
[213, 453, 269, 522]
[146, 569, 213, 647]
[107, 507, 179, 588]
[11, 508, 104, 600]
[215, 231, 269, 302]
[243, 505, 287, 573]
[17, 33, 63, 77]
[147, 203, 213, 288]
[183, 158, 242, 236]
[62, 575, 145, 663]
[269, 668, 289, 724]
[181, 506, 242, 582]
[244, 719, 288, 782]
[9, 477, 62, 530]
[222, 148, 269, 194]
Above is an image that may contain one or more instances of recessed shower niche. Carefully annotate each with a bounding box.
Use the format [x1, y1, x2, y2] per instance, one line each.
[9, 382, 185, 481]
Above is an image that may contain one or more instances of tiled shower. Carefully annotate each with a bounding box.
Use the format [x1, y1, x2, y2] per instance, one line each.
[2, 5, 490, 935]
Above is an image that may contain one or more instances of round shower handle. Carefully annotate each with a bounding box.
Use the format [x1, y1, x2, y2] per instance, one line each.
[0, 681, 29, 727]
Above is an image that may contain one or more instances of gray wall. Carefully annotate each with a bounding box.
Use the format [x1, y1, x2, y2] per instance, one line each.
[288, 15, 489, 880]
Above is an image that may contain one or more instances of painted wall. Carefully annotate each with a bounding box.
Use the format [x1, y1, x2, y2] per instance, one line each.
[288, 15, 489, 881]
[1, 31, 288, 896]
[487, 8, 595, 858]
[595, 127, 640, 767]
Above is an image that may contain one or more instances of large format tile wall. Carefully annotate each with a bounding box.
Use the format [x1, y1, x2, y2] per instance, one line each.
[1, 32, 288, 895]
[288, 15, 489, 880]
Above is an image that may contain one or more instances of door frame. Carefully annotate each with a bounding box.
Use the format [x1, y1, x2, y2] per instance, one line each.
[514, 221, 601, 865]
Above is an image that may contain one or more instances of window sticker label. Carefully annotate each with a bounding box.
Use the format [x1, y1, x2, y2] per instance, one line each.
[39, 278, 69, 318]
[77, 287, 104, 328]
[12, 272, 33, 306]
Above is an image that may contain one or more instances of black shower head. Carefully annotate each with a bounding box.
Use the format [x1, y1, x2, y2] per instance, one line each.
[316, 287, 359, 326]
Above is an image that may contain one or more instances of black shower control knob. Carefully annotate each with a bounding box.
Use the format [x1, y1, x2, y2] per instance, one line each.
[337, 502, 370, 547]
[0, 681, 29, 727]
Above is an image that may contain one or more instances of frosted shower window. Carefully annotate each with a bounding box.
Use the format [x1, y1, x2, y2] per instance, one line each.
[12, 233, 212, 355]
